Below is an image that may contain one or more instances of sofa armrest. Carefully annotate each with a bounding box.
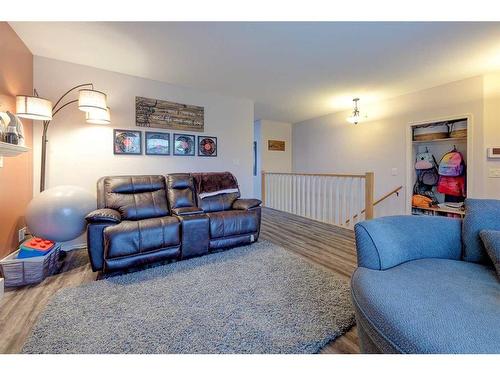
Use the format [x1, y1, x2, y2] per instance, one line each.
[232, 198, 262, 210]
[172, 207, 204, 216]
[85, 208, 121, 224]
[354, 215, 462, 270]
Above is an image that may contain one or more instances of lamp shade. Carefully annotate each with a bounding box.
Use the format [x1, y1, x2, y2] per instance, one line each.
[16, 95, 53, 121]
[86, 107, 111, 125]
[78, 89, 107, 112]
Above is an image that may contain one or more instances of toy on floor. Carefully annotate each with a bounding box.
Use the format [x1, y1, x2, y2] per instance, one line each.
[17, 237, 56, 259]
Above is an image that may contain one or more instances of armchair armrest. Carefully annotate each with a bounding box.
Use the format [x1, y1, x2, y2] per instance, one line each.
[232, 198, 262, 210]
[354, 215, 462, 270]
[85, 208, 121, 224]
[172, 207, 204, 216]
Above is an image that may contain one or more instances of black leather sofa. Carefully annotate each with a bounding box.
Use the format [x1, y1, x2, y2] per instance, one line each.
[85, 173, 261, 273]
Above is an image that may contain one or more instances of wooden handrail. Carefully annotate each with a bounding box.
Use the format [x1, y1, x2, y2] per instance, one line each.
[262, 171, 367, 178]
[345, 185, 403, 224]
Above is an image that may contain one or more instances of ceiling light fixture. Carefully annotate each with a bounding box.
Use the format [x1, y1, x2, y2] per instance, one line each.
[347, 97, 364, 125]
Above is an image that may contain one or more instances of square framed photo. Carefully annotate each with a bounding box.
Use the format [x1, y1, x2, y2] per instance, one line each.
[198, 136, 217, 157]
[145, 131, 170, 155]
[113, 129, 142, 155]
[173, 133, 196, 156]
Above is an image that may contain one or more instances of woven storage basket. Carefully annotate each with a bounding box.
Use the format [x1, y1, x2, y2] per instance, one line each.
[413, 124, 449, 141]
[0, 245, 63, 287]
[450, 120, 467, 138]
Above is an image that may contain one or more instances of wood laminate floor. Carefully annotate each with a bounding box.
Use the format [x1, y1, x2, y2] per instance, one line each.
[0, 207, 359, 354]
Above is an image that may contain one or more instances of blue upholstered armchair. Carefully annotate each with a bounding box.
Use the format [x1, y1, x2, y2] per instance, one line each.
[351, 199, 500, 354]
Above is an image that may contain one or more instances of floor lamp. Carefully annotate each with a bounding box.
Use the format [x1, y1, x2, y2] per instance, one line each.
[15, 84, 111, 192]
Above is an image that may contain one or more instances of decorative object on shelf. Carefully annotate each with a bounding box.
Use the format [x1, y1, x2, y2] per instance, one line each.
[2, 111, 25, 146]
[173, 133, 195, 156]
[25, 185, 95, 242]
[268, 139, 285, 151]
[136, 96, 204, 132]
[346, 97, 366, 125]
[114, 129, 142, 155]
[198, 135, 217, 157]
[16, 85, 111, 192]
[145, 131, 170, 155]
[0, 112, 8, 142]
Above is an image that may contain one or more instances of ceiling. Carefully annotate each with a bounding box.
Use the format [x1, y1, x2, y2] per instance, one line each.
[10, 22, 500, 123]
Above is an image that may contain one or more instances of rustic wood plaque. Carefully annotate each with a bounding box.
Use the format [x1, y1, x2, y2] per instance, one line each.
[135, 96, 204, 132]
[268, 140, 285, 151]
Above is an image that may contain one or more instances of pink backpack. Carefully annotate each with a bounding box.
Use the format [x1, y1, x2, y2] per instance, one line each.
[438, 150, 465, 177]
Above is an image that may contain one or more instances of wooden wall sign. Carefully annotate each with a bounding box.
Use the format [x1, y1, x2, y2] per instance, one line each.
[268, 140, 285, 151]
[135, 96, 204, 132]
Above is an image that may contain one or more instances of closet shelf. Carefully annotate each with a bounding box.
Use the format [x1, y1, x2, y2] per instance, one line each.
[412, 137, 467, 144]
[412, 205, 465, 216]
[0, 141, 30, 157]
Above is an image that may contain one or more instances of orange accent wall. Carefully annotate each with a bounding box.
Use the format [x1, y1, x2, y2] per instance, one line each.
[0, 22, 33, 258]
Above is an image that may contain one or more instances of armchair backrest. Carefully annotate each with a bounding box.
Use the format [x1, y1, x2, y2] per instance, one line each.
[98, 175, 169, 220]
[165, 174, 197, 209]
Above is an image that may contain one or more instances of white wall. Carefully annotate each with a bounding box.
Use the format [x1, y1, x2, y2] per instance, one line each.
[483, 72, 500, 198]
[293, 75, 499, 217]
[253, 120, 262, 199]
[260, 120, 293, 173]
[33, 57, 255, 199]
[253, 119, 292, 199]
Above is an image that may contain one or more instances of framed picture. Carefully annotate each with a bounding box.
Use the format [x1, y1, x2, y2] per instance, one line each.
[198, 136, 217, 157]
[113, 129, 142, 155]
[136, 96, 204, 132]
[173, 133, 195, 156]
[145, 131, 170, 155]
[268, 140, 285, 151]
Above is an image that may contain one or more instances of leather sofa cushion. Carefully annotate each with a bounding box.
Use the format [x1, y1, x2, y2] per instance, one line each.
[352, 258, 500, 353]
[172, 207, 204, 216]
[166, 174, 196, 209]
[207, 210, 259, 238]
[104, 216, 180, 259]
[232, 198, 262, 210]
[104, 176, 169, 220]
[199, 192, 240, 213]
[104, 175, 165, 194]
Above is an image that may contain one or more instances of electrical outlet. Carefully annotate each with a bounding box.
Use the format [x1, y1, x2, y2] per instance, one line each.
[488, 168, 500, 178]
[18, 227, 27, 243]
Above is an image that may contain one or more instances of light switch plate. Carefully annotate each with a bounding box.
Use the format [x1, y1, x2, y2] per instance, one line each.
[391, 168, 398, 176]
[488, 168, 500, 178]
[0, 156, 3, 168]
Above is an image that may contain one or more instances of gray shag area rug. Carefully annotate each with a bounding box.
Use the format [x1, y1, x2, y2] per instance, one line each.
[22, 241, 355, 354]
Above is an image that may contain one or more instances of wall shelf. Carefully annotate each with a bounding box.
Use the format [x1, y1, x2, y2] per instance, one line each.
[412, 137, 467, 144]
[0, 141, 30, 157]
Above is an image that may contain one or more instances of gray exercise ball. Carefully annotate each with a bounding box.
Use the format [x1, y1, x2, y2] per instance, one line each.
[26, 185, 96, 242]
